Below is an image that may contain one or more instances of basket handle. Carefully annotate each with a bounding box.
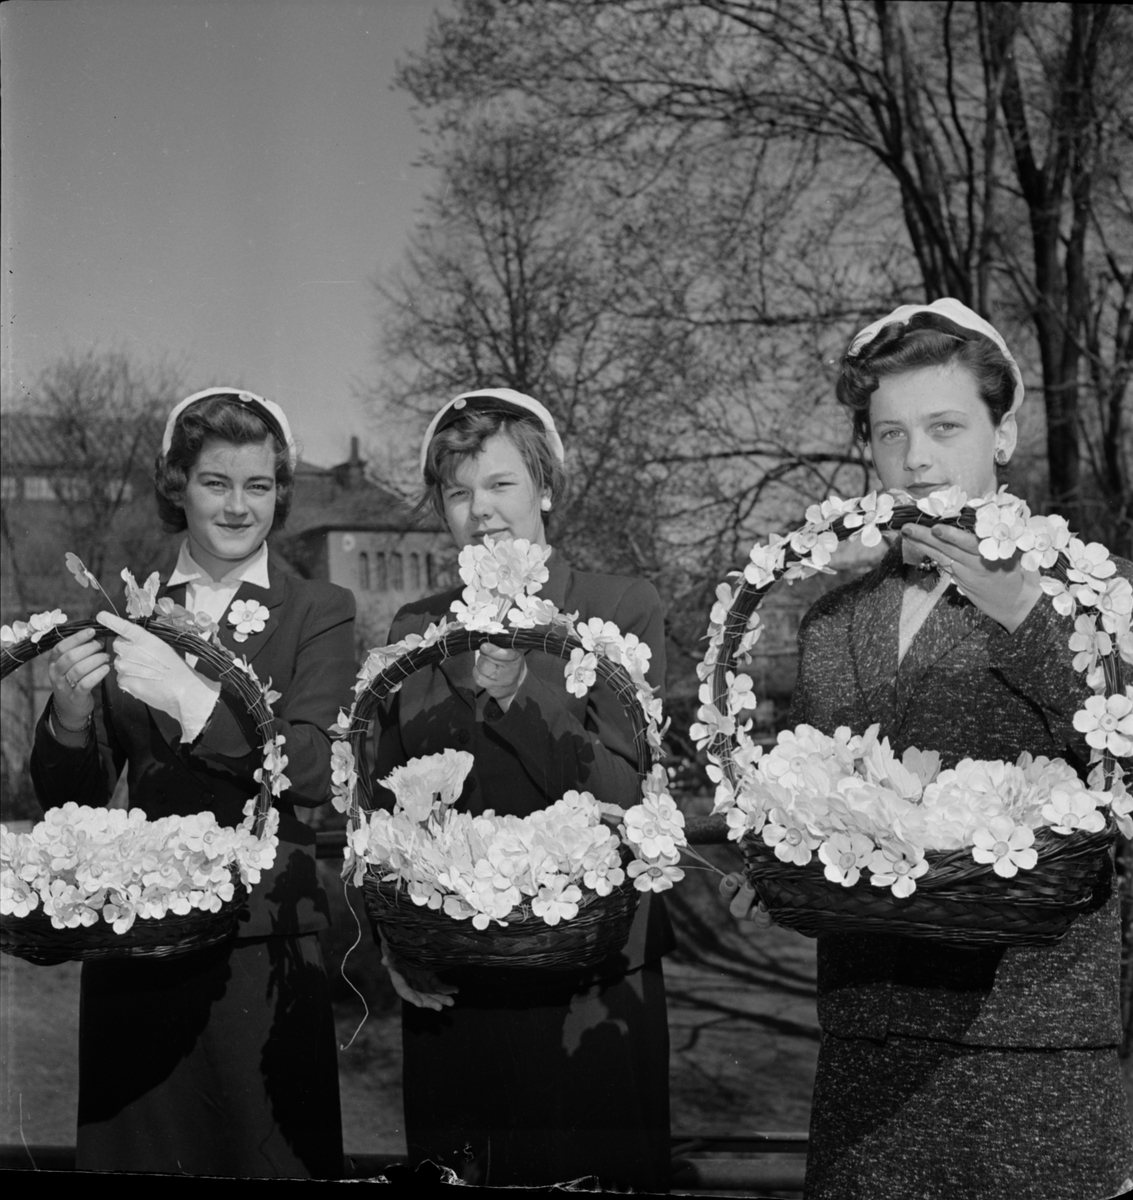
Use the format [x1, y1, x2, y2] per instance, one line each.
[709, 506, 1124, 793]
[1, 617, 276, 836]
[342, 623, 654, 826]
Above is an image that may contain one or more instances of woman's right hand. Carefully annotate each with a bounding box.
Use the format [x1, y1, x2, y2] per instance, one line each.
[47, 628, 110, 728]
[381, 948, 459, 1011]
[718, 872, 774, 930]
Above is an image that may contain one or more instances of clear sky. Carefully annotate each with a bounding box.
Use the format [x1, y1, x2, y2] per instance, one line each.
[1, 0, 443, 467]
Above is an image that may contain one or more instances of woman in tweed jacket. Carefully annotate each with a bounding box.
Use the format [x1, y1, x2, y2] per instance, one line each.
[727, 300, 1133, 1199]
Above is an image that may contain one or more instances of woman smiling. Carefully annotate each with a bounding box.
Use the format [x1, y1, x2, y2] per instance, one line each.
[31, 389, 356, 1178]
[371, 389, 674, 1191]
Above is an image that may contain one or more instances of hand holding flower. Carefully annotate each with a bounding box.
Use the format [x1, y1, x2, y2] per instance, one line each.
[901, 522, 1042, 632]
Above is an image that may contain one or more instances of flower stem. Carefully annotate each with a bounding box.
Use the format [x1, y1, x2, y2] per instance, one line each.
[680, 844, 728, 876]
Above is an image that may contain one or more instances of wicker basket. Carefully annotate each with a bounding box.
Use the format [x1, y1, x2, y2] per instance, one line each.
[1, 617, 274, 964]
[345, 625, 649, 971]
[708, 504, 1126, 946]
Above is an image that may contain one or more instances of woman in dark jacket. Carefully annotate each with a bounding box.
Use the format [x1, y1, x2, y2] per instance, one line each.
[725, 300, 1132, 1199]
[32, 389, 356, 1178]
[372, 389, 673, 1191]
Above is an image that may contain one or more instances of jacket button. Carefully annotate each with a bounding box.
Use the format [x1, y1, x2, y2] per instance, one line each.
[456, 729, 470, 745]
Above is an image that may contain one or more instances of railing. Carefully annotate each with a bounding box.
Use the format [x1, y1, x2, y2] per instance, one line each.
[0, 1137, 808, 1192]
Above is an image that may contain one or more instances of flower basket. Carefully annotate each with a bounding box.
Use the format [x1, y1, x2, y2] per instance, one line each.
[332, 538, 687, 973]
[1, 606, 282, 965]
[365, 852, 641, 973]
[699, 489, 1131, 946]
[343, 625, 653, 972]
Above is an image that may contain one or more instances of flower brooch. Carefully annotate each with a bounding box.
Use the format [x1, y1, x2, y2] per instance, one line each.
[228, 599, 270, 642]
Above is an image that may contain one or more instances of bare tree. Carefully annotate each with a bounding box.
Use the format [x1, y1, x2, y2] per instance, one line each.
[398, 0, 1133, 550]
[1, 349, 183, 818]
[363, 114, 867, 689]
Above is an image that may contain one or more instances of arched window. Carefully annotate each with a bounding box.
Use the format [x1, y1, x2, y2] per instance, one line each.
[390, 552, 404, 591]
[409, 553, 421, 591]
[375, 552, 388, 592]
[425, 553, 435, 589]
[359, 552, 370, 591]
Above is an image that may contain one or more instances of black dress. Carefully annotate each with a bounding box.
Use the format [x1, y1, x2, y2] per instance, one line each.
[373, 553, 675, 1190]
[31, 563, 356, 1177]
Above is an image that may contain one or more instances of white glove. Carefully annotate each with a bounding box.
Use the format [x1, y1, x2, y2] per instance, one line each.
[98, 612, 220, 744]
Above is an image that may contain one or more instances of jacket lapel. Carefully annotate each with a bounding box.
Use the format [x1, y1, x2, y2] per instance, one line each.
[849, 550, 904, 740]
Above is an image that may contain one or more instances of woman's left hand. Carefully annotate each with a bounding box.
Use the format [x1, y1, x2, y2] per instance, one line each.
[473, 642, 527, 710]
[902, 523, 1042, 633]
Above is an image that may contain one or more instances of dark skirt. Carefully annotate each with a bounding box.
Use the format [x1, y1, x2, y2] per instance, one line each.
[805, 1031, 1133, 1200]
[76, 933, 343, 1178]
[402, 959, 671, 1190]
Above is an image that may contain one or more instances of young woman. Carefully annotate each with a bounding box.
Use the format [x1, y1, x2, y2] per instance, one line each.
[725, 299, 1133, 1199]
[371, 389, 673, 1190]
[32, 389, 356, 1178]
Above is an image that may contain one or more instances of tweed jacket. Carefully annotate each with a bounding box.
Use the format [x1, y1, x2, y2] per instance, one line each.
[372, 550, 675, 973]
[793, 544, 1130, 1049]
[31, 556, 357, 938]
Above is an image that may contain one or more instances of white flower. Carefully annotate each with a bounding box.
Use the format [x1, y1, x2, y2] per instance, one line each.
[228, 599, 270, 642]
[564, 647, 598, 698]
[379, 749, 474, 823]
[1064, 538, 1117, 587]
[1, 621, 31, 648]
[1073, 692, 1133, 757]
[788, 526, 839, 569]
[1095, 576, 1133, 636]
[867, 841, 929, 898]
[1040, 785, 1106, 836]
[1068, 614, 1111, 674]
[818, 832, 875, 887]
[744, 539, 786, 588]
[970, 817, 1037, 877]
[914, 486, 967, 518]
[27, 610, 68, 643]
[974, 499, 1028, 561]
[1017, 513, 1071, 572]
[627, 856, 684, 893]
[122, 569, 161, 619]
[530, 877, 582, 925]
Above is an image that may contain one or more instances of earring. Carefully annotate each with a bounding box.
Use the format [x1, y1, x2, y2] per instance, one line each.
[995, 448, 1008, 465]
[540, 497, 552, 512]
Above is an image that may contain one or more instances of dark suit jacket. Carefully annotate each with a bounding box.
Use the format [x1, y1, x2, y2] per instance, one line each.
[792, 545, 1130, 1048]
[372, 550, 675, 972]
[31, 556, 357, 938]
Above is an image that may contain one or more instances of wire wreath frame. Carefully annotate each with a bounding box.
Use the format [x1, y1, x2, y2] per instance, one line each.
[340, 624, 652, 971]
[706, 502, 1127, 947]
[1, 617, 277, 964]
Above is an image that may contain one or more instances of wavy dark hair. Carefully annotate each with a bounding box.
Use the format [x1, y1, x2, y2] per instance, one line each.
[837, 313, 1017, 442]
[154, 394, 294, 533]
[419, 409, 568, 525]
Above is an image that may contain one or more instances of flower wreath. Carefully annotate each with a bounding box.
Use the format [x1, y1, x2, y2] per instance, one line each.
[330, 537, 692, 930]
[697, 488, 1131, 906]
[0, 557, 284, 938]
